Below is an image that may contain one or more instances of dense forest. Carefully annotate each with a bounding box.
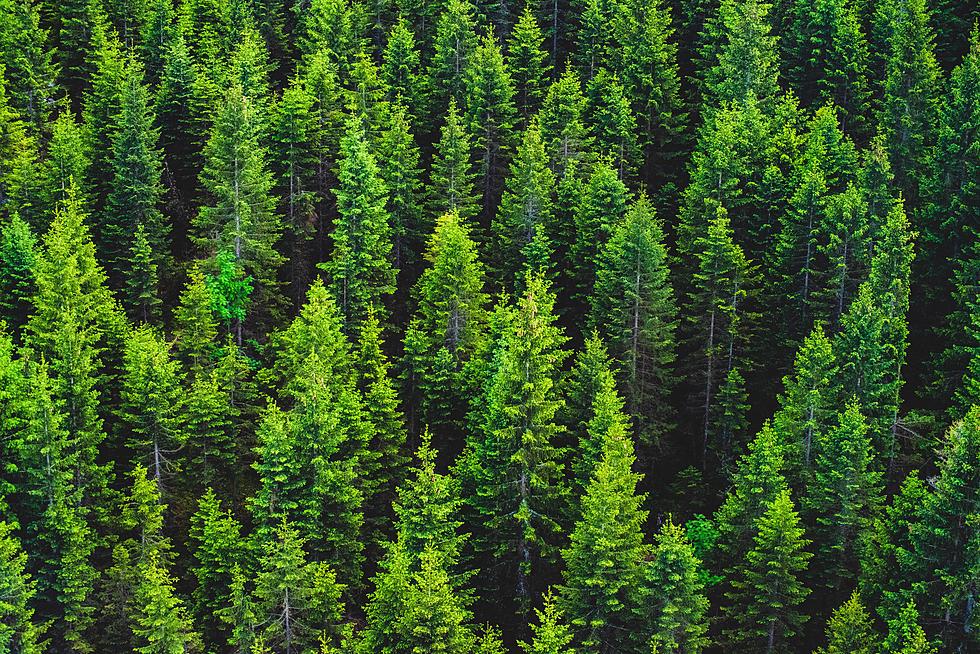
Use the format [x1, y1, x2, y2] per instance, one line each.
[0, 0, 978, 649]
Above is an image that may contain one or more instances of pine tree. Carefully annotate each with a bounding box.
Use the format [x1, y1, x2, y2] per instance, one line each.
[195, 84, 283, 343]
[812, 184, 870, 326]
[173, 268, 219, 373]
[0, 69, 38, 225]
[645, 519, 710, 654]
[492, 121, 555, 286]
[0, 0, 58, 134]
[703, 0, 779, 108]
[298, 0, 364, 74]
[322, 121, 395, 332]
[804, 401, 881, 590]
[403, 211, 488, 441]
[189, 488, 245, 646]
[570, 159, 627, 305]
[461, 273, 567, 615]
[381, 18, 424, 116]
[584, 70, 638, 181]
[882, 601, 937, 654]
[105, 58, 168, 302]
[589, 199, 677, 449]
[376, 102, 423, 286]
[429, 100, 480, 225]
[427, 0, 479, 116]
[876, 0, 940, 210]
[685, 206, 754, 469]
[125, 223, 162, 324]
[816, 592, 876, 654]
[558, 410, 648, 651]
[519, 591, 574, 653]
[464, 30, 517, 223]
[725, 490, 812, 653]
[507, 7, 550, 123]
[0, 214, 37, 335]
[0, 520, 42, 654]
[139, 0, 176, 83]
[132, 551, 198, 654]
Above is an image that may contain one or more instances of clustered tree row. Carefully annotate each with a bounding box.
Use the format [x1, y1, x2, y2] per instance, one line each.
[0, 0, 977, 650]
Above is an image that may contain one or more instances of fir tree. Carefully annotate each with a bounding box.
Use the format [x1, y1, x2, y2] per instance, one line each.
[376, 102, 423, 286]
[0, 520, 42, 654]
[703, 0, 779, 107]
[816, 592, 876, 654]
[0, 0, 58, 134]
[882, 601, 937, 654]
[570, 159, 627, 305]
[381, 18, 424, 115]
[538, 67, 591, 177]
[584, 70, 638, 181]
[507, 7, 550, 123]
[429, 100, 480, 225]
[0, 214, 37, 335]
[724, 490, 812, 653]
[173, 268, 219, 373]
[189, 488, 245, 646]
[132, 551, 198, 654]
[427, 0, 479, 116]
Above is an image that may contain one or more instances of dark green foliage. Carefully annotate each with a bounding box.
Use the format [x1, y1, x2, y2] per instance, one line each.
[0, 215, 37, 334]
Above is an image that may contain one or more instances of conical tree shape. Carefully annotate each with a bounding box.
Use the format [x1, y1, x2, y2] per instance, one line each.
[882, 601, 936, 654]
[0, 520, 42, 654]
[132, 551, 198, 654]
[0, 214, 37, 335]
[645, 519, 710, 654]
[816, 592, 876, 654]
[429, 100, 480, 225]
[570, 159, 627, 305]
[519, 591, 575, 654]
[507, 7, 550, 123]
[703, 0, 779, 108]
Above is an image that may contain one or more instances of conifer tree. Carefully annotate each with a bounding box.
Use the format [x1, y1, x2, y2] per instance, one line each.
[428, 0, 479, 116]
[132, 551, 198, 654]
[816, 592, 876, 654]
[804, 401, 881, 590]
[173, 268, 218, 373]
[377, 102, 423, 285]
[0, 0, 57, 134]
[724, 490, 812, 653]
[703, 0, 779, 108]
[189, 488, 245, 645]
[584, 70, 638, 181]
[519, 591, 574, 654]
[381, 18, 423, 116]
[645, 519, 710, 654]
[0, 214, 37, 335]
[298, 0, 364, 74]
[0, 520, 42, 654]
[126, 224, 162, 324]
[403, 211, 488, 440]
[429, 100, 480, 225]
[105, 58, 168, 301]
[461, 273, 567, 615]
[195, 84, 283, 343]
[538, 67, 591, 177]
[464, 30, 517, 222]
[812, 185, 870, 326]
[882, 601, 936, 654]
[507, 7, 550, 123]
[0, 69, 37, 224]
[685, 206, 754, 469]
[570, 159, 627, 305]
[322, 121, 395, 332]
[492, 121, 554, 287]
[558, 410, 648, 651]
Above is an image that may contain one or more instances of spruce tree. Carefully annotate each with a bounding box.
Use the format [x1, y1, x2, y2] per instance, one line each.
[816, 592, 876, 654]
[0, 520, 42, 654]
[132, 551, 198, 654]
[195, 84, 283, 343]
[519, 591, 574, 654]
[538, 67, 591, 177]
[189, 488, 245, 646]
[584, 70, 638, 181]
[461, 273, 567, 616]
[381, 18, 424, 116]
[558, 409, 648, 651]
[492, 121, 555, 287]
[882, 601, 937, 654]
[724, 490, 812, 653]
[428, 0, 479, 116]
[429, 100, 480, 225]
[703, 0, 779, 108]
[507, 7, 550, 123]
[376, 102, 423, 287]
[322, 121, 395, 332]
[0, 214, 37, 335]
[570, 159, 627, 305]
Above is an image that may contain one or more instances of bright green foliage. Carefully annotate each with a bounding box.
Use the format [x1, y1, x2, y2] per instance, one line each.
[882, 601, 937, 654]
[811, 185, 869, 326]
[645, 519, 710, 654]
[428, 0, 478, 115]
[344, 52, 387, 140]
[0, 215, 37, 334]
[0, 0, 57, 134]
[429, 100, 480, 224]
[125, 224, 162, 324]
[0, 70, 37, 225]
[877, 0, 941, 209]
[804, 401, 881, 589]
[173, 268, 218, 372]
[538, 67, 591, 177]
[220, 566, 258, 653]
[0, 520, 42, 654]
[195, 85, 282, 341]
[816, 592, 876, 654]
[120, 326, 185, 492]
[204, 250, 253, 336]
[105, 59, 167, 302]
[132, 551, 198, 654]
[377, 102, 423, 283]
[909, 407, 980, 647]
[403, 211, 487, 439]
[507, 8, 550, 122]
[711, 367, 750, 462]
[464, 31, 517, 221]
[182, 364, 238, 490]
[299, 0, 365, 74]
[724, 490, 812, 653]
[590, 195, 677, 447]
[492, 121, 555, 287]
[461, 273, 567, 614]
[584, 70, 638, 181]
[381, 19, 424, 115]
[139, 0, 177, 83]
[189, 488, 245, 646]
[570, 159, 627, 304]
[573, 0, 616, 79]
[252, 520, 347, 653]
[322, 121, 395, 332]
[771, 324, 838, 485]
[519, 591, 574, 654]
[703, 0, 779, 107]
[685, 207, 754, 469]
[558, 410, 648, 651]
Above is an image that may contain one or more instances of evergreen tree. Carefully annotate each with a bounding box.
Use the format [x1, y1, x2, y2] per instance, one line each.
[173, 268, 218, 373]
[0, 214, 37, 335]
[882, 601, 937, 654]
[131, 551, 198, 654]
[645, 519, 710, 654]
[126, 224, 162, 324]
[703, 0, 779, 108]
[194, 84, 283, 343]
[724, 490, 812, 653]
[538, 67, 591, 177]
[428, 0, 479, 116]
[105, 58, 168, 302]
[461, 273, 567, 615]
[507, 7, 550, 123]
[429, 100, 480, 225]
[816, 592, 876, 654]
[0, 520, 42, 654]
[0, 0, 58, 134]
[376, 102, 423, 285]
[492, 121, 555, 286]
[381, 18, 424, 116]
[189, 488, 245, 645]
[584, 70, 638, 181]
[570, 159, 627, 305]
[558, 407, 648, 651]
[322, 121, 395, 332]
[464, 30, 517, 223]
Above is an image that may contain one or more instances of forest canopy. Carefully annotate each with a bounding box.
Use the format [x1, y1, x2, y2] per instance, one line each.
[0, 0, 978, 651]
